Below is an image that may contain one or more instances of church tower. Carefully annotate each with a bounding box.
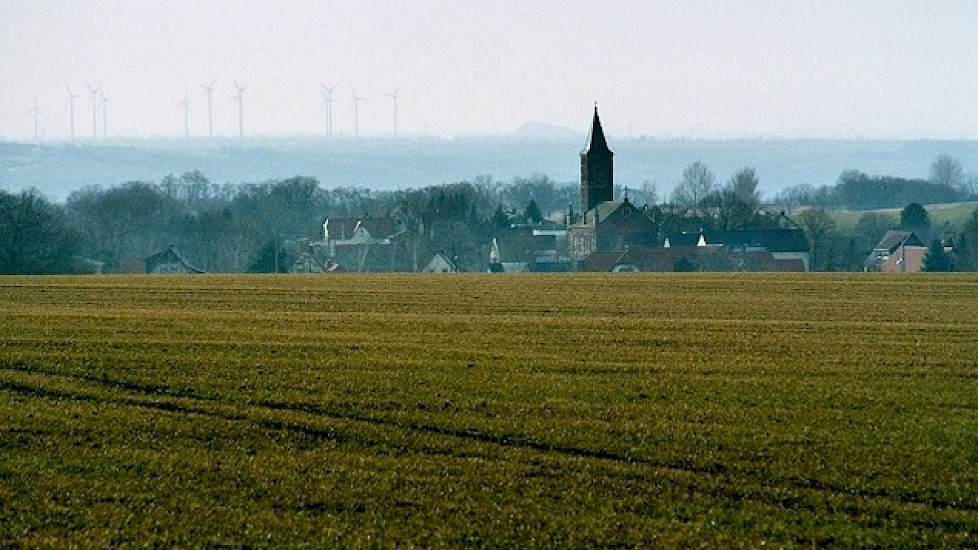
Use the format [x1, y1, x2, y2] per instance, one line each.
[580, 106, 614, 214]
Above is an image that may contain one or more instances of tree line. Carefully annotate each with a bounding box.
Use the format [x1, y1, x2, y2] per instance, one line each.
[0, 172, 576, 274]
[774, 155, 978, 210]
[3, 156, 978, 274]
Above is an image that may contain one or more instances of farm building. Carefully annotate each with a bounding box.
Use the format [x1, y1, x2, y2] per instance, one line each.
[863, 231, 927, 272]
[143, 245, 204, 274]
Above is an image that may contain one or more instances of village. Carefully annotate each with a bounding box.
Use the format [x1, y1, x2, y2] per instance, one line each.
[139, 108, 964, 276]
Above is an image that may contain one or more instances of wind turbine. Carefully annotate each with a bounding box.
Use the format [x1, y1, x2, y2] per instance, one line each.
[25, 98, 41, 142]
[351, 87, 365, 138]
[199, 80, 214, 137]
[99, 91, 109, 139]
[177, 92, 191, 138]
[66, 84, 78, 139]
[320, 81, 337, 138]
[384, 83, 401, 138]
[86, 81, 99, 138]
[232, 80, 246, 139]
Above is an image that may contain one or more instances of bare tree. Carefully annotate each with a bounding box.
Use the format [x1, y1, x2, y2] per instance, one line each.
[639, 181, 659, 206]
[671, 161, 716, 213]
[713, 167, 762, 230]
[930, 155, 965, 191]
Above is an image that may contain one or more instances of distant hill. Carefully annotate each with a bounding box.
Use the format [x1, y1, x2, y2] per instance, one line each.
[5, 137, 978, 202]
[511, 121, 582, 141]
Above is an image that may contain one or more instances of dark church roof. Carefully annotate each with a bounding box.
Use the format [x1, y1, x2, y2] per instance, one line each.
[581, 106, 612, 156]
[582, 200, 649, 225]
[588, 200, 628, 222]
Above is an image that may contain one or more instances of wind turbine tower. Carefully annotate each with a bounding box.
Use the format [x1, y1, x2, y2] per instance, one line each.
[232, 80, 246, 139]
[86, 82, 99, 138]
[26, 98, 41, 142]
[351, 88, 365, 138]
[66, 85, 78, 139]
[199, 81, 214, 138]
[177, 93, 191, 138]
[99, 91, 109, 139]
[320, 82, 337, 138]
[384, 84, 401, 138]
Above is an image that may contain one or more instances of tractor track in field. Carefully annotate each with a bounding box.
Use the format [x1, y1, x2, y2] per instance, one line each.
[2, 363, 976, 517]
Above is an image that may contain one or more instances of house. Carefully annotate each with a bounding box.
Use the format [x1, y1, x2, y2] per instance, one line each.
[665, 228, 811, 271]
[321, 216, 410, 272]
[864, 231, 927, 272]
[422, 252, 460, 273]
[143, 245, 204, 274]
[322, 216, 400, 255]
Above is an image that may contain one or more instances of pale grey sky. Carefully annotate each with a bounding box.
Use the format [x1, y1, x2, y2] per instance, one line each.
[3, 0, 978, 140]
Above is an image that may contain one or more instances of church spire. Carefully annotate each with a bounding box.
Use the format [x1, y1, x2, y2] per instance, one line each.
[580, 104, 614, 213]
[582, 104, 611, 155]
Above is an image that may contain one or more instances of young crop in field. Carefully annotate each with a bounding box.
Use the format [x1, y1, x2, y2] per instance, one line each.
[1, 273, 977, 546]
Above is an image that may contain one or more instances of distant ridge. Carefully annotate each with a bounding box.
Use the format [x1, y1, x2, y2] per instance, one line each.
[511, 121, 581, 141]
[6, 138, 978, 202]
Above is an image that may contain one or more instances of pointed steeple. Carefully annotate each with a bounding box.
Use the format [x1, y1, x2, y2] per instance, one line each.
[582, 104, 612, 155]
[580, 104, 614, 213]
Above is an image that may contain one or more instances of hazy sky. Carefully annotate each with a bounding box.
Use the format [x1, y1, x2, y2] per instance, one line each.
[4, 1, 978, 140]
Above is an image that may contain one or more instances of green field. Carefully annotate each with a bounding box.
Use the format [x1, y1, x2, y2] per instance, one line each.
[2, 274, 977, 547]
[828, 200, 978, 233]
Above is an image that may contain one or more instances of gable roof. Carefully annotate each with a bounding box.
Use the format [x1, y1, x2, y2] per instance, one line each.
[143, 245, 204, 273]
[873, 230, 923, 252]
[424, 252, 460, 272]
[583, 200, 647, 225]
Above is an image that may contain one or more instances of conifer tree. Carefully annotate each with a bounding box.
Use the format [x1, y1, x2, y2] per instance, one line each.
[922, 239, 953, 272]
